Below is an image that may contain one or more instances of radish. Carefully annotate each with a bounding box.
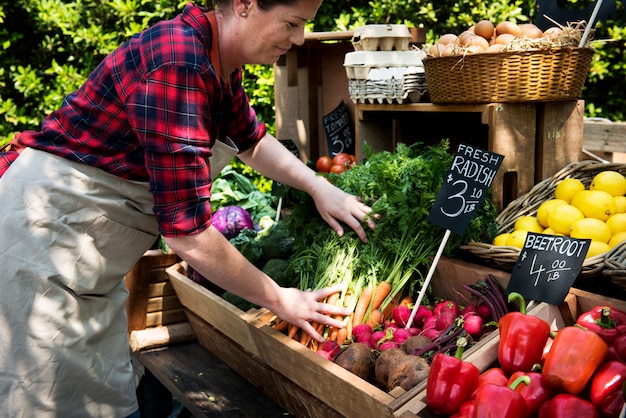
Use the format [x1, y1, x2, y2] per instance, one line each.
[433, 300, 459, 317]
[461, 303, 477, 316]
[476, 302, 492, 321]
[317, 350, 332, 360]
[412, 305, 433, 327]
[408, 327, 421, 336]
[320, 340, 341, 360]
[392, 327, 411, 344]
[356, 332, 372, 344]
[352, 323, 373, 339]
[370, 330, 388, 348]
[385, 322, 399, 331]
[379, 341, 400, 351]
[391, 305, 411, 328]
[463, 312, 484, 340]
[435, 311, 455, 331]
[423, 314, 437, 331]
[420, 326, 441, 340]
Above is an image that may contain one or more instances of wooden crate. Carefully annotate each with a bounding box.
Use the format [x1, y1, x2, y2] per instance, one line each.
[166, 261, 267, 359]
[125, 249, 185, 333]
[168, 257, 513, 418]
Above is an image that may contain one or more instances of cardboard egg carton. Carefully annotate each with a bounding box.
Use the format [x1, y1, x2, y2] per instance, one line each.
[351, 24, 412, 51]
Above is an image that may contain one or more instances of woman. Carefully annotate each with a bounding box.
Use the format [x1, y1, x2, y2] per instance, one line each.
[0, 0, 374, 416]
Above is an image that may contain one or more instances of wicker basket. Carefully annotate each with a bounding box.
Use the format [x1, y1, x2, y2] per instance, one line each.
[423, 47, 594, 104]
[461, 160, 626, 281]
[603, 241, 626, 291]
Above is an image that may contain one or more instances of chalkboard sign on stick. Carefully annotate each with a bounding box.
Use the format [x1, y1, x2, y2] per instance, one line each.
[428, 143, 504, 235]
[323, 101, 355, 157]
[506, 232, 590, 305]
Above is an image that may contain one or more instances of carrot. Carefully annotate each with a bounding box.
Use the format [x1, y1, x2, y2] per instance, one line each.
[366, 308, 385, 329]
[382, 298, 398, 321]
[288, 323, 299, 340]
[301, 322, 318, 345]
[336, 327, 348, 346]
[371, 281, 393, 311]
[352, 285, 374, 326]
[400, 295, 414, 307]
[328, 314, 345, 342]
[272, 319, 289, 332]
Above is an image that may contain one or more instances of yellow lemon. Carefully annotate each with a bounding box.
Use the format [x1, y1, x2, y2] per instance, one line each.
[585, 241, 610, 258]
[542, 227, 563, 236]
[571, 189, 616, 221]
[609, 231, 626, 248]
[605, 213, 626, 236]
[547, 204, 585, 236]
[554, 178, 585, 203]
[614, 196, 626, 214]
[513, 215, 544, 233]
[492, 233, 511, 246]
[590, 170, 626, 196]
[506, 230, 529, 249]
[570, 218, 612, 243]
[537, 199, 567, 228]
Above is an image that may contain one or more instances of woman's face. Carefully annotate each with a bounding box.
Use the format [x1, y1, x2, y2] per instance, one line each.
[243, 0, 322, 64]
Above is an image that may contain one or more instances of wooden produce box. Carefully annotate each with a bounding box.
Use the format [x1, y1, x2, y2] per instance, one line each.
[125, 249, 195, 351]
[167, 257, 515, 418]
[167, 261, 267, 359]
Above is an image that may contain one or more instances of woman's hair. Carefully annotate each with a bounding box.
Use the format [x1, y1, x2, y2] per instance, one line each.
[206, 0, 300, 11]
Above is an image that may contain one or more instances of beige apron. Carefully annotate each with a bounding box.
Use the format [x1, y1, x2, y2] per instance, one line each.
[0, 148, 159, 417]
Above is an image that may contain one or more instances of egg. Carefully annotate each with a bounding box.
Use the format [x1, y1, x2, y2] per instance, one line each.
[474, 20, 495, 41]
[428, 44, 446, 57]
[543, 26, 564, 39]
[496, 21, 522, 37]
[438, 33, 458, 45]
[485, 43, 506, 53]
[519, 23, 544, 39]
[495, 33, 516, 45]
[457, 30, 476, 47]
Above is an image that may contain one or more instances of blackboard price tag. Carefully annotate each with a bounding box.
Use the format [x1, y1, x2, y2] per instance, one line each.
[428, 143, 504, 235]
[323, 101, 355, 156]
[506, 232, 590, 305]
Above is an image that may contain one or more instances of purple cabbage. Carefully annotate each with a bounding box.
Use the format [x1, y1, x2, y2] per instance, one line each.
[212, 205, 254, 239]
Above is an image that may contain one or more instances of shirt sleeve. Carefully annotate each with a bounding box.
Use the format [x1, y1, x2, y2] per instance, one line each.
[126, 65, 215, 237]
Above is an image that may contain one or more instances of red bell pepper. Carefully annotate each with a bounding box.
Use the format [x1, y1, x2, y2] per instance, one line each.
[589, 360, 626, 418]
[450, 400, 475, 418]
[508, 371, 555, 417]
[613, 333, 626, 363]
[471, 367, 508, 399]
[576, 305, 626, 345]
[498, 292, 551, 376]
[538, 394, 599, 418]
[426, 337, 479, 416]
[473, 375, 530, 418]
[542, 325, 608, 395]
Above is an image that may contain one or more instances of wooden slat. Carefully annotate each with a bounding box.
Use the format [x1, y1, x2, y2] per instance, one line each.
[145, 308, 186, 328]
[147, 280, 176, 298]
[583, 120, 626, 154]
[146, 295, 182, 313]
[134, 342, 287, 418]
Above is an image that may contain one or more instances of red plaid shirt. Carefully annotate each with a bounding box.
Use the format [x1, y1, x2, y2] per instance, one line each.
[9, 3, 266, 236]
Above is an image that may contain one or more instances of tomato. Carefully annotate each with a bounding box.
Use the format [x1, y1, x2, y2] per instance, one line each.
[330, 164, 349, 174]
[332, 153, 354, 167]
[315, 156, 333, 173]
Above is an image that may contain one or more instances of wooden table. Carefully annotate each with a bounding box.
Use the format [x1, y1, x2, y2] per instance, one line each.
[134, 342, 290, 417]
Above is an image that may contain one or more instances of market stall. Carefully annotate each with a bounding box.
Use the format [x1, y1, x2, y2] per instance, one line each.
[127, 19, 626, 418]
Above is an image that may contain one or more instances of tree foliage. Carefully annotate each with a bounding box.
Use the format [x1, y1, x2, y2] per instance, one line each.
[0, 0, 624, 147]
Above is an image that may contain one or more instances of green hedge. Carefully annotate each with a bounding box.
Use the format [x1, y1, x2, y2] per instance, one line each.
[1, 0, 624, 147]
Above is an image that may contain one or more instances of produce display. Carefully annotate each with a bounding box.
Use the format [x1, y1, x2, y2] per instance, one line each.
[430, 297, 626, 417]
[492, 170, 626, 258]
[426, 19, 586, 57]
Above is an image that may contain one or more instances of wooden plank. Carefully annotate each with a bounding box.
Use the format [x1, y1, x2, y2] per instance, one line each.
[583, 120, 626, 153]
[145, 308, 187, 328]
[146, 294, 183, 313]
[134, 342, 287, 418]
[148, 280, 177, 298]
[187, 311, 342, 418]
[536, 100, 584, 181]
[167, 263, 262, 358]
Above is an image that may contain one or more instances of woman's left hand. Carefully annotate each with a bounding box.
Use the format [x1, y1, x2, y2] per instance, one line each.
[309, 176, 376, 243]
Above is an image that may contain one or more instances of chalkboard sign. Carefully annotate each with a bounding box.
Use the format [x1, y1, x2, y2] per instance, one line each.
[271, 139, 301, 198]
[323, 101, 355, 156]
[428, 143, 504, 235]
[506, 232, 590, 305]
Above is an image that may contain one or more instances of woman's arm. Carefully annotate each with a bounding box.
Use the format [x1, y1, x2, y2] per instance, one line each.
[238, 133, 375, 242]
[164, 226, 350, 342]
